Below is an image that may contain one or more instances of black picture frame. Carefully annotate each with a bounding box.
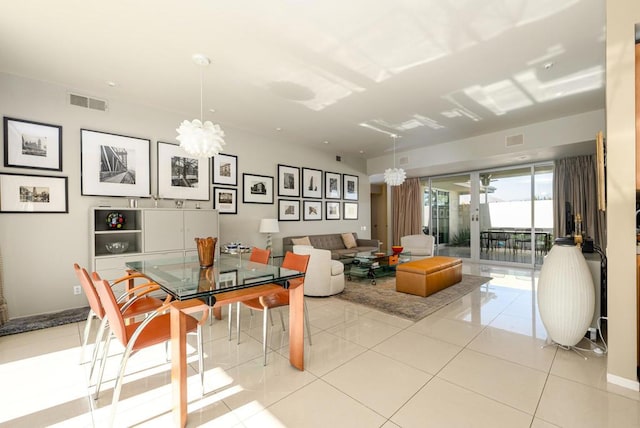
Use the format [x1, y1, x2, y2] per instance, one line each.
[326, 201, 340, 220]
[80, 129, 151, 197]
[343, 174, 359, 201]
[343, 202, 358, 220]
[278, 164, 300, 197]
[278, 199, 300, 221]
[157, 142, 210, 201]
[325, 171, 341, 199]
[303, 200, 322, 221]
[213, 187, 237, 214]
[302, 167, 323, 199]
[0, 172, 68, 213]
[242, 173, 274, 204]
[212, 153, 238, 186]
[4, 117, 62, 171]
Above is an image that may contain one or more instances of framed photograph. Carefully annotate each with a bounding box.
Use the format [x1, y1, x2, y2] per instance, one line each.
[278, 164, 300, 197]
[81, 129, 150, 197]
[326, 201, 340, 220]
[4, 117, 62, 171]
[212, 153, 238, 186]
[302, 167, 322, 199]
[343, 174, 359, 201]
[325, 171, 341, 199]
[213, 187, 237, 214]
[243, 173, 274, 204]
[344, 202, 358, 220]
[278, 199, 300, 221]
[303, 200, 322, 221]
[0, 173, 68, 213]
[157, 142, 210, 201]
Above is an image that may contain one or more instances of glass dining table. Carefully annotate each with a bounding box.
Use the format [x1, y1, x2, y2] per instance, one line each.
[125, 253, 306, 427]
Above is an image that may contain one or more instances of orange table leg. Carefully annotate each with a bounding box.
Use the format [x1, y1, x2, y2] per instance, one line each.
[288, 283, 304, 370]
[170, 304, 188, 428]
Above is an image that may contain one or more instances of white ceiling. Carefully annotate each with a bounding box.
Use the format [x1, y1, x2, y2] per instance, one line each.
[0, 0, 605, 160]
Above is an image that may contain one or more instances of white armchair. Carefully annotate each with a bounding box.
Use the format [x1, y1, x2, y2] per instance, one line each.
[293, 245, 345, 296]
[400, 234, 435, 259]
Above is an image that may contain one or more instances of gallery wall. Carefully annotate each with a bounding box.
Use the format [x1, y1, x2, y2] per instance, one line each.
[0, 73, 370, 318]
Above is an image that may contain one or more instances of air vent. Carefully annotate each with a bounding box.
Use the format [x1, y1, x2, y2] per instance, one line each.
[398, 156, 409, 166]
[69, 93, 108, 111]
[505, 134, 524, 147]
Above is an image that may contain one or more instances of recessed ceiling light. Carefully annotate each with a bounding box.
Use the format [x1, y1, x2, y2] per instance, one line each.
[544, 62, 554, 70]
[105, 81, 117, 87]
[323, 140, 329, 144]
[275, 127, 282, 131]
[209, 108, 216, 113]
[359, 150, 365, 154]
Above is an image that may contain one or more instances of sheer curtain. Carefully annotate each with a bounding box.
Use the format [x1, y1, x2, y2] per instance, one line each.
[392, 178, 422, 246]
[553, 155, 607, 249]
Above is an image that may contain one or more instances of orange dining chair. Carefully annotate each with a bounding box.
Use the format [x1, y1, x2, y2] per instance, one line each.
[73, 264, 169, 378]
[92, 274, 206, 424]
[240, 251, 312, 365]
[227, 247, 271, 341]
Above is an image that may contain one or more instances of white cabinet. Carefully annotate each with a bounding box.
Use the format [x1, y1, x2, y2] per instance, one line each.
[91, 207, 219, 280]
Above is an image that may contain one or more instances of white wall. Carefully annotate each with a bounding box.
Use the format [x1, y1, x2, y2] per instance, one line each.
[0, 73, 370, 318]
[605, 2, 639, 389]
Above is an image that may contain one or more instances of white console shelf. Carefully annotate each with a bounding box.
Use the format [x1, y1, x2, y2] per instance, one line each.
[90, 207, 219, 280]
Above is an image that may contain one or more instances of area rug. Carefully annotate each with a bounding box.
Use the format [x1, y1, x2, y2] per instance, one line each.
[334, 275, 492, 322]
[0, 306, 90, 337]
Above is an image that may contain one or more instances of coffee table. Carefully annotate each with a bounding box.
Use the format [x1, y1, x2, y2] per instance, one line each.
[342, 250, 411, 284]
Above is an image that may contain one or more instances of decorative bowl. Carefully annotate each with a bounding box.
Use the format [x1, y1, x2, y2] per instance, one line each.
[391, 246, 404, 255]
[106, 212, 126, 229]
[374, 252, 385, 257]
[105, 241, 129, 254]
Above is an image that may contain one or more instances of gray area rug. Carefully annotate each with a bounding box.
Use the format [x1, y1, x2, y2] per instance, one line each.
[0, 307, 89, 337]
[334, 274, 492, 322]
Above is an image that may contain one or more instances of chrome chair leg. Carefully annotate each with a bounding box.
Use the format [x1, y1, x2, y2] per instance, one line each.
[263, 307, 269, 366]
[236, 302, 241, 344]
[228, 303, 233, 341]
[93, 333, 113, 399]
[79, 310, 95, 364]
[304, 301, 313, 346]
[197, 325, 204, 396]
[278, 308, 285, 331]
[88, 317, 109, 382]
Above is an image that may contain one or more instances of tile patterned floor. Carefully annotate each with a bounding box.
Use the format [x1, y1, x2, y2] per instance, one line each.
[1, 263, 639, 427]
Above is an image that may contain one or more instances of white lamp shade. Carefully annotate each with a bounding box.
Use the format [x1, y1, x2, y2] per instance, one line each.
[259, 218, 279, 234]
[537, 244, 595, 347]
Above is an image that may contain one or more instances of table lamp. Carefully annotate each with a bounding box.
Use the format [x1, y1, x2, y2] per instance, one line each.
[259, 218, 279, 251]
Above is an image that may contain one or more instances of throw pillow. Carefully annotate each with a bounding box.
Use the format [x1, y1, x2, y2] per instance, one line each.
[291, 236, 312, 246]
[341, 233, 357, 249]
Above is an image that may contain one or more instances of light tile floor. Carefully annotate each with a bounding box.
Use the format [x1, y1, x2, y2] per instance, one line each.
[1, 263, 639, 427]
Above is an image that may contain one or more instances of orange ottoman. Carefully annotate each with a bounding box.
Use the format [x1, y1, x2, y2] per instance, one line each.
[395, 256, 462, 297]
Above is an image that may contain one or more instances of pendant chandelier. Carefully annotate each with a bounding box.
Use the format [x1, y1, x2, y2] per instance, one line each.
[176, 54, 226, 158]
[384, 134, 406, 186]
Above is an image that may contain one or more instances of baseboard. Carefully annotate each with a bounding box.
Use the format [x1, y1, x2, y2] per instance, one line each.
[607, 372, 640, 391]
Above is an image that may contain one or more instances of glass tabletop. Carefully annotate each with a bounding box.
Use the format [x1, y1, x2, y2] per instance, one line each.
[126, 253, 304, 301]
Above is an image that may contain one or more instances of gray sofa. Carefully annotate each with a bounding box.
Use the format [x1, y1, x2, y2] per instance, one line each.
[282, 233, 379, 259]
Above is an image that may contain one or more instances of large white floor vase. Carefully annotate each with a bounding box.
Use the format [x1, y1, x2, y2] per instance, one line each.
[537, 243, 595, 347]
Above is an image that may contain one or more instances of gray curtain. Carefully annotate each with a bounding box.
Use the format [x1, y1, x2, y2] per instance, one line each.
[553, 155, 607, 249]
[392, 178, 422, 246]
[0, 247, 6, 325]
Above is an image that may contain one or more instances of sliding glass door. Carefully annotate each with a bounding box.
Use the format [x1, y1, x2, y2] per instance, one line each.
[423, 173, 479, 259]
[422, 163, 554, 267]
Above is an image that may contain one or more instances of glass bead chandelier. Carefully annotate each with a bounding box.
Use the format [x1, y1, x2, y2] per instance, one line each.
[384, 134, 406, 186]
